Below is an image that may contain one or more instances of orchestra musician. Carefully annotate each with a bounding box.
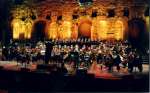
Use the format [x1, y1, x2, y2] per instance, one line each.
[4, 39, 142, 74]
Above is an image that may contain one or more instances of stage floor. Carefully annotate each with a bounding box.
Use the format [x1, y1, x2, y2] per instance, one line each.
[0, 61, 149, 92]
[0, 61, 149, 79]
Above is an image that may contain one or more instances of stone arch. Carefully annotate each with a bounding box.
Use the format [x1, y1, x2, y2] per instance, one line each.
[128, 18, 148, 54]
[78, 17, 92, 38]
[31, 20, 47, 41]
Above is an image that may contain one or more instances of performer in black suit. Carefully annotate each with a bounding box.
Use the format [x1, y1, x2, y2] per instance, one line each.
[45, 41, 53, 64]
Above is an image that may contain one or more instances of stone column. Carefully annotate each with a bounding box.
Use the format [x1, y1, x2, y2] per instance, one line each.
[51, 11, 58, 22]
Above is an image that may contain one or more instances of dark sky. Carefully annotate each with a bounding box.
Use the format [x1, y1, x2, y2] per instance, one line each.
[0, 0, 12, 44]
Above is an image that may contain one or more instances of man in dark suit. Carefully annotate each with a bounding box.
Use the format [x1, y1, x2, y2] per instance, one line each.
[45, 42, 53, 64]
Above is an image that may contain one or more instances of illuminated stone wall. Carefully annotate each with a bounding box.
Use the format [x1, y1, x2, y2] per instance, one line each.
[12, 19, 33, 39]
[11, 4, 35, 39]
[10, 0, 148, 40]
